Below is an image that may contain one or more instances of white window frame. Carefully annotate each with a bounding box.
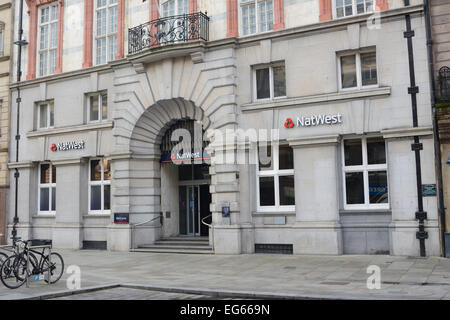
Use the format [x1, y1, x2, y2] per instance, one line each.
[337, 50, 378, 91]
[93, 0, 118, 66]
[38, 163, 56, 215]
[332, 0, 374, 19]
[240, 0, 274, 36]
[161, 0, 188, 17]
[37, 3, 58, 77]
[341, 136, 389, 210]
[37, 101, 54, 130]
[88, 158, 111, 215]
[253, 63, 287, 102]
[256, 142, 295, 212]
[87, 92, 108, 123]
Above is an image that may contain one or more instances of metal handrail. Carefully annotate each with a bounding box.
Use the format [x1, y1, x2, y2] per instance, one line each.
[201, 213, 212, 228]
[201, 214, 214, 252]
[128, 11, 210, 54]
[133, 215, 161, 227]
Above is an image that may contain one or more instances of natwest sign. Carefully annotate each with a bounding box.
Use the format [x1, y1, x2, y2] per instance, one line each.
[284, 114, 343, 128]
[50, 140, 85, 152]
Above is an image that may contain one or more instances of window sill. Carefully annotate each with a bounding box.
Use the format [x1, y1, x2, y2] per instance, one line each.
[252, 211, 296, 216]
[84, 214, 111, 218]
[27, 120, 114, 138]
[32, 214, 56, 218]
[339, 209, 391, 215]
[241, 86, 391, 112]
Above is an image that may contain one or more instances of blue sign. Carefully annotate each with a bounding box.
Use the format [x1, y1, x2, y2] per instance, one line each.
[447, 157, 450, 164]
[114, 213, 129, 224]
[222, 206, 230, 218]
[422, 184, 437, 197]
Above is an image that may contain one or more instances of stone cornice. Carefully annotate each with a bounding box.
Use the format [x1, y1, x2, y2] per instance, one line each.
[241, 87, 391, 112]
[26, 120, 114, 138]
[381, 126, 433, 139]
[288, 134, 341, 147]
[8, 161, 34, 169]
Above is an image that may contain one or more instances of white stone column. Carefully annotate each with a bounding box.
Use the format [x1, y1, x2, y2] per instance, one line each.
[383, 128, 441, 256]
[288, 135, 343, 255]
[7, 161, 34, 243]
[52, 159, 84, 249]
[108, 154, 162, 251]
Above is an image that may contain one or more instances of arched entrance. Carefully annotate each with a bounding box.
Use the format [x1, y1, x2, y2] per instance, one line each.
[159, 119, 211, 238]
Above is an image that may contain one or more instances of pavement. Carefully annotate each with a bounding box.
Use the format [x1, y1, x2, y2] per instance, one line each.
[0, 250, 450, 300]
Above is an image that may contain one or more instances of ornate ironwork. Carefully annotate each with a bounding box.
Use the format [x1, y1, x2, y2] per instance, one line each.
[439, 66, 450, 101]
[128, 12, 209, 54]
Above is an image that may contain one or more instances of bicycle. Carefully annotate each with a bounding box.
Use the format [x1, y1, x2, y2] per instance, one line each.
[0, 240, 64, 289]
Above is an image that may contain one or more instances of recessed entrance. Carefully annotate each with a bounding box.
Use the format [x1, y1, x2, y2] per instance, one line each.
[160, 119, 211, 239]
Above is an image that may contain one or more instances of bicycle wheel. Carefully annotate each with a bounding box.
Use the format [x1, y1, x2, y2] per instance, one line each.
[0, 252, 8, 264]
[42, 252, 64, 284]
[0, 254, 28, 289]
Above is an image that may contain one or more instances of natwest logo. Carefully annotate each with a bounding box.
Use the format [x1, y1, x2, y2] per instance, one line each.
[284, 118, 295, 128]
[283, 114, 343, 128]
[50, 140, 85, 152]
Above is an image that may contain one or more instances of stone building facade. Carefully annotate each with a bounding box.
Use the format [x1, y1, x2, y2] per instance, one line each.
[7, 0, 443, 256]
[0, 1, 13, 245]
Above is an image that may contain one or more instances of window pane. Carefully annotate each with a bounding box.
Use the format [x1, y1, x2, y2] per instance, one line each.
[108, 35, 117, 61]
[52, 165, 56, 183]
[341, 55, 357, 88]
[367, 137, 386, 164]
[104, 184, 110, 210]
[39, 104, 48, 128]
[256, 68, 270, 99]
[108, 6, 118, 33]
[345, 172, 364, 204]
[259, 176, 275, 206]
[40, 188, 50, 211]
[90, 95, 99, 121]
[90, 160, 102, 181]
[369, 171, 388, 204]
[103, 159, 111, 180]
[249, 4, 256, 34]
[40, 163, 50, 184]
[273, 65, 286, 97]
[344, 139, 362, 166]
[49, 102, 54, 127]
[279, 145, 293, 170]
[258, 143, 273, 171]
[102, 93, 108, 120]
[361, 52, 377, 86]
[90, 185, 102, 210]
[279, 175, 295, 205]
[51, 187, 56, 211]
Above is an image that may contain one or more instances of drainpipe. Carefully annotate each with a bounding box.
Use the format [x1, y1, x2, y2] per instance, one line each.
[11, 0, 27, 246]
[403, 0, 427, 257]
[423, 0, 447, 257]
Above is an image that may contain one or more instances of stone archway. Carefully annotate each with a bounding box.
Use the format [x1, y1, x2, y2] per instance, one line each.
[107, 52, 245, 253]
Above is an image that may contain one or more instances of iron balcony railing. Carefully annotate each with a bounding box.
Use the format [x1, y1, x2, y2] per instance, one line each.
[439, 66, 450, 101]
[128, 12, 210, 55]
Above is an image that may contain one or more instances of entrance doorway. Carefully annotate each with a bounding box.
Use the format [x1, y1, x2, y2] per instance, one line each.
[178, 163, 211, 237]
[179, 184, 210, 236]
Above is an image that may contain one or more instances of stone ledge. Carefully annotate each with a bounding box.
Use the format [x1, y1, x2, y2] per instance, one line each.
[26, 121, 114, 138]
[288, 134, 340, 147]
[381, 126, 433, 139]
[241, 87, 391, 112]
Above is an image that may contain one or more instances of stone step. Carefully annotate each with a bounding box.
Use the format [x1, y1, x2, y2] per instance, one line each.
[131, 248, 214, 254]
[154, 240, 209, 246]
[138, 244, 213, 251]
[161, 236, 209, 242]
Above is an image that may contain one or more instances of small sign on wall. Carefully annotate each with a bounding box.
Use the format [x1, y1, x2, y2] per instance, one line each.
[114, 213, 129, 224]
[422, 184, 437, 197]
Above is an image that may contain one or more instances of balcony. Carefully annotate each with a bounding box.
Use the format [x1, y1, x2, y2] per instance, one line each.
[128, 12, 210, 55]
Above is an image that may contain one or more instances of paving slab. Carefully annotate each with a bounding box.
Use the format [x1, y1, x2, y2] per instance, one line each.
[0, 250, 448, 300]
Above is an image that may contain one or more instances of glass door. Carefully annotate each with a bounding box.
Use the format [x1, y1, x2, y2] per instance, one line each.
[184, 185, 200, 236]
